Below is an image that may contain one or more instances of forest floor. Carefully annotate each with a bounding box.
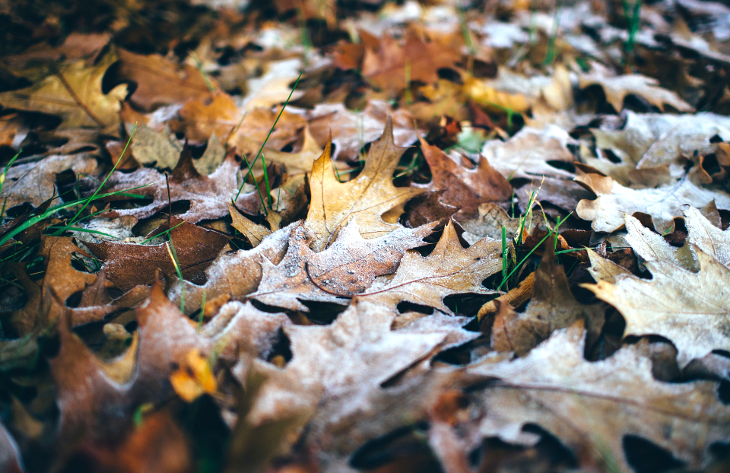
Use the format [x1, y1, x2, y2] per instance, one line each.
[1, 0, 730, 472]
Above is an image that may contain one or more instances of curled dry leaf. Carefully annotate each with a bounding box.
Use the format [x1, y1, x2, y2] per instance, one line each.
[304, 118, 424, 250]
[467, 321, 730, 471]
[365, 221, 502, 314]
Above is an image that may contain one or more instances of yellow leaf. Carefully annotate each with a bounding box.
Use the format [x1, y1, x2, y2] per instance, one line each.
[170, 348, 217, 402]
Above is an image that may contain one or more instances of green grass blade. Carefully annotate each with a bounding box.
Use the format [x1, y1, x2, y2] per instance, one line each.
[235, 71, 303, 201]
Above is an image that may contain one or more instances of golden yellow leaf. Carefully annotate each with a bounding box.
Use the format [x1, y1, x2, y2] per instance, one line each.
[304, 118, 424, 250]
[170, 348, 217, 403]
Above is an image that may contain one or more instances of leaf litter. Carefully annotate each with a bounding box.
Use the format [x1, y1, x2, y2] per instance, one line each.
[1, 0, 730, 472]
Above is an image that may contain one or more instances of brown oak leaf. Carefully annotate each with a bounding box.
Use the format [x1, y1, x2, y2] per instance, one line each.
[0, 52, 126, 129]
[101, 146, 260, 223]
[466, 321, 730, 471]
[252, 220, 434, 312]
[85, 218, 229, 292]
[365, 221, 502, 314]
[418, 137, 512, 218]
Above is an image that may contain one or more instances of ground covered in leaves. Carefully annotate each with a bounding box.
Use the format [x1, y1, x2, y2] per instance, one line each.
[2, 0, 730, 472]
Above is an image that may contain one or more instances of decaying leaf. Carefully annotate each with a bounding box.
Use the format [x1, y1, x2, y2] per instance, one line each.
[365, 221, 502, 314]
[0, 52, 127, 129]
[585, 210, 730, 367]
[467, 321, 730, 471]
[305, 119, 424, 250]
[253, 220, 433, 311]
[576, 173, 730, 233]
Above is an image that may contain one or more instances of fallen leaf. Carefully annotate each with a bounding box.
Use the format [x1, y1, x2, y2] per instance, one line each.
[365, 221, 502, 314]
[480, 125, 577, 180]
[584, 211, 730, 367]
[0, 153, 98, 210]
[0, 52, 126, 129]
[361, 31, 461, 94]
[418, 137, 512, 218]
[170, 348, 217, 402]
[467, 321, 730, 471]
[245, 299, 460, 469]
[575, 173, 730, 233]
[579, 73, 694, 113]
[488, 245, 605, 356]
[307, 101, 421, 161]
[116, 49, 214, 111]
[167, 222, 293, 315]
[305, 119, 424, 250]
[128, 123, 183, 169]
[252, 220, 433, 311]
[101, 145, 261, 223]
[85, 218, 229, 292]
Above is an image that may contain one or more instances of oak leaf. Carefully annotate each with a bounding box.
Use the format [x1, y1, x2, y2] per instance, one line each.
[304, 119, 424, 250]
[585, 211, 730, 367]
[575, 173, 730, 233]
[167, 223, 293, 315]
[101, 146, 260, 223]
[86, 218, 229, 292]
[467, 321, 730, 471]
[361, 31, 461, 94]
[252, 221, 433, 311]
[115, 49, 214, 111]
[0, 52, 126, 129]
[0, 154, 97, 210]
[480, 125, 577, 180]
[245, 300, 465, 470]
[365, 221, 502, 314]
[579, 73, 694, 113]
[418, 138, 512, 218]
[307, 101, 421, 160]
[488, 245, 605, 356]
